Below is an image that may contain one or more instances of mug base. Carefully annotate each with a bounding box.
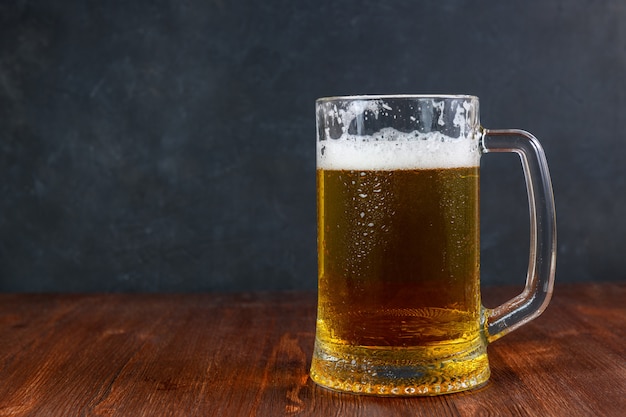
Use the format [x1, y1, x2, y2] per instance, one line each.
[310, 337, 490, 396]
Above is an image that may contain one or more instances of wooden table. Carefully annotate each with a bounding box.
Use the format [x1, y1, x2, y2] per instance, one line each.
[0, 282, 624, 416]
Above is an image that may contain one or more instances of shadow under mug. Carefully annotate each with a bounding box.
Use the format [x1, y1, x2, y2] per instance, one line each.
[311, 95, 556, 396]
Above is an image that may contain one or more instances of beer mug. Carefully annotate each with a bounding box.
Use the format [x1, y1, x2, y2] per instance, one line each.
[310, 95, 556, 396]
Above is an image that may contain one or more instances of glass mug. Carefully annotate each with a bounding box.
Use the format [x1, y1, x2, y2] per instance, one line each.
[310, 95, 556, 396]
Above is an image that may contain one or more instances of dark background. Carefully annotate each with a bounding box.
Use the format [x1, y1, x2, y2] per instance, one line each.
[1, 1, 624, 292]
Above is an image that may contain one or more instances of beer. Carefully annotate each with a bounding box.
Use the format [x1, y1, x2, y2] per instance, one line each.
[311, 95, 557, 396]
[311, 134, 490, 395]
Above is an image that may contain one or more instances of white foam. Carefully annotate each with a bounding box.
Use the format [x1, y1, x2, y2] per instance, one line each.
[317, 129, 480, 170]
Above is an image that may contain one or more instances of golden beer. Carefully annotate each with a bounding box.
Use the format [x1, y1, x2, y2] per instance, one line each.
[310, 166, 489, 395]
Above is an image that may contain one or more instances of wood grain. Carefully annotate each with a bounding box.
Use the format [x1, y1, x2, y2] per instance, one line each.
[0, 283, 624, 416]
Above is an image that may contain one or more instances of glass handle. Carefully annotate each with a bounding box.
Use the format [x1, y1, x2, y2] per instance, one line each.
[481, 129, 557, 343]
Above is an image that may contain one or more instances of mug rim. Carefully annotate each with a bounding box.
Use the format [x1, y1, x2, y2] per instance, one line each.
[316, 94, 479, 102]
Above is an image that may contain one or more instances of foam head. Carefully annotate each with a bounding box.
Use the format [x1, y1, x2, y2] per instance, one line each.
[317, 129, 480, 170]
[316, 96, 481, 170]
